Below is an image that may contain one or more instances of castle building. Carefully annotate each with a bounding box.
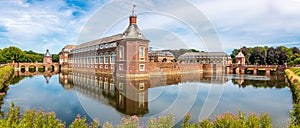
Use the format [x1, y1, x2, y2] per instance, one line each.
[235, 51, 245, 65]
[43, 49, 52, 64]
[68, 9, 149, 76]
[148, 50, 175, 62]
[178, 52, 232, 66]
[59, 45, 77, 68]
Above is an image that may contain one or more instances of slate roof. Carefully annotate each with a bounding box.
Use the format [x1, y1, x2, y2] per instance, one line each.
[235, 51, 245, 58]
[178, 52, 229, 59]
[149, 50, 174, 57]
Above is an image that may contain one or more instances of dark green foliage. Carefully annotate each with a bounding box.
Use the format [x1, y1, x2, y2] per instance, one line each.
[52, 54, 59, 62]
[0, 46, 58, 63]
[267, 47, 277, 65]
[231, 46, 299, 65]
[1, 46, 25, 63]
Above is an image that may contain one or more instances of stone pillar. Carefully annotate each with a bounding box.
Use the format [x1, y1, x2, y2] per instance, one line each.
[253, 69, 257, 75]
[25, 67, 29, 72]
[226, 67, 230, 74]
[266, 70, 270, 75]
[36, 67, 39, 72]
[241, 69, 245, 74]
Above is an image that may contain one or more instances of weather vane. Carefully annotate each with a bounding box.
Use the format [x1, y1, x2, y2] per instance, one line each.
[132, 4, 136, 16]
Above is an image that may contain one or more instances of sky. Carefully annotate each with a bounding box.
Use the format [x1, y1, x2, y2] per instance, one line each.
[0, 0, 299, 54]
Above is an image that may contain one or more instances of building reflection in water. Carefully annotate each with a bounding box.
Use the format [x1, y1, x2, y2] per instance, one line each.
[59, 71, 229, 116]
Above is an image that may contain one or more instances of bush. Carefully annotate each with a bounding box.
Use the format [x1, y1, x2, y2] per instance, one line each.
[0, 104, 274, 128]
[0, 66, 13, 85]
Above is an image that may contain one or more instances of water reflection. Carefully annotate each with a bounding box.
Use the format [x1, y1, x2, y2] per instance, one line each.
[231, 74, 287, 88]
[2, 71, 292, 127]
[59, 72, 229, 116]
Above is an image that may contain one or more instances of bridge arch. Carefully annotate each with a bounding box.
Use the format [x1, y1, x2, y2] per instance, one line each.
[20, 65, 26, 73]
[38, 65, 45, 72]
[29, 65, 36, 73]
[45, 65, 55, 72]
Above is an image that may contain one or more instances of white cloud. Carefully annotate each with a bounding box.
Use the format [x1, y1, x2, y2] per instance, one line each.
[0, 0, 299, 53]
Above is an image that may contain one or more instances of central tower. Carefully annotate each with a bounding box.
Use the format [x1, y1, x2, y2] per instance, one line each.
[116, 5, 149, 77]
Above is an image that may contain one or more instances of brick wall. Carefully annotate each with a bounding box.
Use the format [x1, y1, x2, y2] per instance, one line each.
[147, 62, 225, 74]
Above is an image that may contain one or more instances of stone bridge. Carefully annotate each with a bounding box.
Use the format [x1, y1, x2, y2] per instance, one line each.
[226, 64, 288, 75]
[8, 62, 60, 73]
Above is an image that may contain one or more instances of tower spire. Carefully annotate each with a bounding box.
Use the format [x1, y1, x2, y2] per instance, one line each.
[132, 4, 136, 16]
[129, 4, 137, 25]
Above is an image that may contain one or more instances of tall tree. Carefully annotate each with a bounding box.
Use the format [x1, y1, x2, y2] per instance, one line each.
[230, 49, 239, 63]
[275, 46, 287, 65]
[292, 47, 300, 54]
[266, 47, 277, 65]
[241, 46, 251, 64]
[249, 47, 266, 65]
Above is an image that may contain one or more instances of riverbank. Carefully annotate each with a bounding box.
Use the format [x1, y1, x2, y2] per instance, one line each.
[0, 65, 13, 108]
[285, 68, 300, 126]
[0, 65, 14, 96]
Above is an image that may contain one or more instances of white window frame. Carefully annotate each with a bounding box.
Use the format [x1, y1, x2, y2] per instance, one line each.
[139, 46, 145, 61]
[119, 46, 124, 61]
[100, 53, 103, 64]
[139, 83, 145, 90]
[119, 64, 123, 71]
[110, 52, 115, 64]
[104, 52, 109, 64]
[139, 64, 145, 71]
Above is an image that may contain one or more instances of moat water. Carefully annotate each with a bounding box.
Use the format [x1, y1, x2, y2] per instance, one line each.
[1, 72, 293, 127]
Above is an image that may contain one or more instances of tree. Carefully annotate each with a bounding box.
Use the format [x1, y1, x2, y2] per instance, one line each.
[2, 46, 26, 62]
[52, 54, 59, 62]
[266, 47, 277, 65]
[292, 47, 300, 54]
[189, 49, 199, 52]
[249, 47, 266, 65]
[293, 58, 300, 64]
[275, 46, 287, 65]
[230, 49, 239, 63]
[241, 46, 251, 64]
[0, 49, 7, 64]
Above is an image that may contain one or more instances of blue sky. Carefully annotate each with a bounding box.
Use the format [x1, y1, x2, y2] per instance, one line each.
[0, 0, 299, 54]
